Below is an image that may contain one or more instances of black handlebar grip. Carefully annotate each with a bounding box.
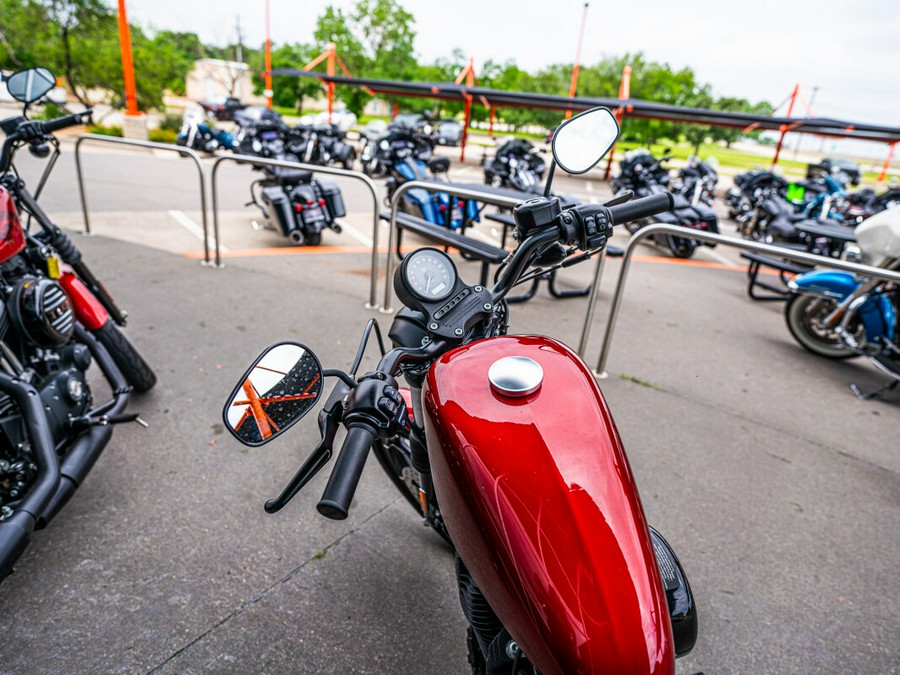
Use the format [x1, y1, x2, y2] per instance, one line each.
[316, 425, 376, 520]
[608, 192, 674, 226]
[40, 112, 90, 134]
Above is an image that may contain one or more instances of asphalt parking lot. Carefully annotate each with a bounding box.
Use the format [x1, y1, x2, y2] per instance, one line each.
[0, 141, 897, 674]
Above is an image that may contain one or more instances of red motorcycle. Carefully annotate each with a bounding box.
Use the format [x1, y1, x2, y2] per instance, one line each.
[0, 67, 156, 392]
[223, 108, 697, 673]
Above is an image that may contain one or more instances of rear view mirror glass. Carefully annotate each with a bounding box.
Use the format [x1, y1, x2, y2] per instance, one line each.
[551, 107, 620, 175]
[223, 342, 323, 446]
[5, 67, 56, 104]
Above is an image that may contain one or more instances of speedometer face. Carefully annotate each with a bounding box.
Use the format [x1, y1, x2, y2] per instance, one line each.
[402, 249, 457, 301]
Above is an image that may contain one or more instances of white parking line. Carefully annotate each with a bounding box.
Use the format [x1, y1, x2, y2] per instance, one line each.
[702, 247, 738, 266]
[586, 181, 594, 192]
[168, 210, 229, 253]
[337, 220, 374, 247]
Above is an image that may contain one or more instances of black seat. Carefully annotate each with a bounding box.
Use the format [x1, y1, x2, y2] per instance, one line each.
[272, 168, 313, 185]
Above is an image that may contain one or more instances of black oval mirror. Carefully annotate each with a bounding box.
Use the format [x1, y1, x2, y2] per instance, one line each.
[223, 342, 324, 446]
[551, 107, 620, 175]
[5, 67, 57, 104]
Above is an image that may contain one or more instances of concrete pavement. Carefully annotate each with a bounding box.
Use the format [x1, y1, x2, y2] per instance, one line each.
[0, 146, 896, 674]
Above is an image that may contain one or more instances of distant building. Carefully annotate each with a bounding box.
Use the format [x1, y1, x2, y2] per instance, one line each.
[185, 58, 264, 104]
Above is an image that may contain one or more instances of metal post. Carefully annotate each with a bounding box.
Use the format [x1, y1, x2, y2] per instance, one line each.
[209, 155, 382, 306]
[116, 0, 139, 116]
[590, 225, 900, 377]
[74, 134, 211, 264]
[772, 83, 799, 169]
[264, 0, 273, 109]
[576, 247, 608, 356]
[382, 181, 522, 312]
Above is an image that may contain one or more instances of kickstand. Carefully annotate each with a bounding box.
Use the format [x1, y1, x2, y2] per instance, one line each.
[850, 379, 899, 401]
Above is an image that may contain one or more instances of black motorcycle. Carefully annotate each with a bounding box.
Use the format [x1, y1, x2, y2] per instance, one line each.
[233, 109, 348, 247]
[246, 167, 346, 246]
[295, 123, 356, 170]
[613, 149, 719, 258]
[0, 67, 149, 581]
[483, 138, 546, 194]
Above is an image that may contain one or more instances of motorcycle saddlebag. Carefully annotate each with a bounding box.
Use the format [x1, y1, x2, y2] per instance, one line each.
[317, 180, 347, 219]
[261, 185, 296, 237]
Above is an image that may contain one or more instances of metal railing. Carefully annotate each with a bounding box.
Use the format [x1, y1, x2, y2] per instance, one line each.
[210, 155, 381, 306]
[588, 225, 900, 377]
[74, 134, 212, 264]
[382, 181, 524, 312]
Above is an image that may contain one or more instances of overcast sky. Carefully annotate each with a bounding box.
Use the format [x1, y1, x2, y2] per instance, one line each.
[128, 0, 899, 130]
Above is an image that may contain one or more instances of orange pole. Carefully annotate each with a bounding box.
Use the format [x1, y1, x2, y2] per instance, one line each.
[564, 2, 590, 120]
[116, 0, 139, 115]
[878, 142, 897, 183]
[264, 0, 272, 109]
[242, 380, 274, 440]
[488, 106, 495, 138]
[603, 66, 631, 180]
[326, 42, 335, 123]
[458, 57, 476, 163]
[771, 83, 799, 168]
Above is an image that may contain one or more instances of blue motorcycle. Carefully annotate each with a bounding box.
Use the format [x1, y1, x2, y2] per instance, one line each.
[785, 206, 900, 399]
[380, 129, 479, 231]
[176, 109, 237, 154]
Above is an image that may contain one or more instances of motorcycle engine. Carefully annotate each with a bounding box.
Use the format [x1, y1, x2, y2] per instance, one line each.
[0, 278, 93, 519]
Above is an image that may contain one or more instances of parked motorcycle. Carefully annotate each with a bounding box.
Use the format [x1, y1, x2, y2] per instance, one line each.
[613, 149, 719, 258]
[176, 108, 236, 154]
[483, 138, 546, 194]
[223, 107, 697, 673]
[671, 156, 718, 207]
[379, 129, 479, 231]
[785, 204, 900, 400]
[0, 67, 150, 580]
[293, 123, 356, 169]
[245, 167, 346, 246]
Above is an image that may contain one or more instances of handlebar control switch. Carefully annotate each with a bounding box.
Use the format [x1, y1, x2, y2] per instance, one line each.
[343, 373, 409, 436]
[584, 207, 612, 251]
[513, 197, 561, 238]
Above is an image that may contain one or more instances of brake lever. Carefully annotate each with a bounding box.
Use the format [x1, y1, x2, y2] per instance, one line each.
[264, 400, 344, 514]
[604, 190, 634, 207]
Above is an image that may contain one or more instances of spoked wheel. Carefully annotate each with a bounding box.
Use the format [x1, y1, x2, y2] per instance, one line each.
[666, 234, 696, 259]
[93, 320, 157, 392]
[785, 293, 862, 359]
[372, 434, 451, 544]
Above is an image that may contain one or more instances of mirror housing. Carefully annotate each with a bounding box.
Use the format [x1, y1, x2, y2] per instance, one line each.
[551, 107, 620, 175]
[5, 67, 57, 105]
[223, 342, 324, 446]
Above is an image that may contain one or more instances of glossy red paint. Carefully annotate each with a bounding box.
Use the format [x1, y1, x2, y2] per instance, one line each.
[0, 187, 26, 264]
[398, 387, 414, 424]
[59, 272, 109, 330]
[423, 335, 674, 675]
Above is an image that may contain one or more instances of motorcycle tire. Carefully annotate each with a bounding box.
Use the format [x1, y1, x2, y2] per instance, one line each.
[93, 320, 158, 392]
[342, 149, 356, 170]
[785, 293, 861, 360]
[304, 231, 322, 246]
[666, 235, 696, 259]
[372, 435, 452, 545]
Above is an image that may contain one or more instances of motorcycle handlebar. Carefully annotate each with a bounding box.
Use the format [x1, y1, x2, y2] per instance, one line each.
[607, 191, 674, 226]
[316, 424, 376, 520]
[40, 111, 92, 134]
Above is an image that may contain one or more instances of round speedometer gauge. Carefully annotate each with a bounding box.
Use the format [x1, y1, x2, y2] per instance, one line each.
[401, 248, 457, 302]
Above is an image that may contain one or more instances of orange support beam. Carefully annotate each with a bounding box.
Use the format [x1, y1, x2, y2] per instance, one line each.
[326, 42, 336, 123]
[488, 106, 495, 138]
[878, 142, 897, 183]
[116, 0, 139, 115]
[457, 57, 476, 162]
[604, 65, 631, 180]
[565, 2, 590, 120]
[771, 83, 799, 169]
[264, 0, 273, 109]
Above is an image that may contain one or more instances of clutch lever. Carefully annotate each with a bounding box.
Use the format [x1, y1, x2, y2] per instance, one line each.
[264, 374, 353, 514]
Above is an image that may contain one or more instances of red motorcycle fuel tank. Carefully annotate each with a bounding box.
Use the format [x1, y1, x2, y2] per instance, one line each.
[423, 335, 674, 675]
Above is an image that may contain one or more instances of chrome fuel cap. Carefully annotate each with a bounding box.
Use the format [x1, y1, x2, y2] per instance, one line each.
[488, 356, 543, 398]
